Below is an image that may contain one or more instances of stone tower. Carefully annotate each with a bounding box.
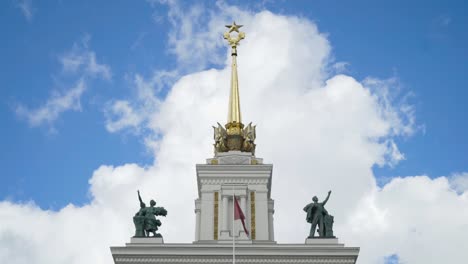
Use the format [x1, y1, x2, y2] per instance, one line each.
[194, 21, 274, 243]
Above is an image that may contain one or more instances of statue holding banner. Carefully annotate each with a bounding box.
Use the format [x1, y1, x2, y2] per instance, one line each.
[133, 190, 168, 237]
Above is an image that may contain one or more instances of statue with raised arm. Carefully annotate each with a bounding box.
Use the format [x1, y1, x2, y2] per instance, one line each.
[303, 190, 335, 238]
[133, 190, 168, 237]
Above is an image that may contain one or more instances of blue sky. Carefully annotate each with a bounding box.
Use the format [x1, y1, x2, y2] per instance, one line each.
[2, 0, 466, 208]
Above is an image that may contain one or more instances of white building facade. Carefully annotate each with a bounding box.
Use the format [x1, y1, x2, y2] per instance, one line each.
[196, 151, 274, 243]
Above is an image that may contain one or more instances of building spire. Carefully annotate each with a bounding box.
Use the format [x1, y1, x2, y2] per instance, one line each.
[224, 21, 245, 132]
[212, 22, 256, 156]
[227, 44, 241, 124]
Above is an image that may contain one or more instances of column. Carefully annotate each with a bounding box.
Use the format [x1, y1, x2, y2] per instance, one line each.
[222, 195, 229, 231]
[268, 200, 275, 241]
[195, 208, 201, 241]
[199, 191, 214, 240]
[255, 190, 269, 240]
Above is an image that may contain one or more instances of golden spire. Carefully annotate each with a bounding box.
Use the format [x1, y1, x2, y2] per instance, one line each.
[227, 46, 241, 124]
[212, 22, 256, 155]
[224, 22, 245, 135]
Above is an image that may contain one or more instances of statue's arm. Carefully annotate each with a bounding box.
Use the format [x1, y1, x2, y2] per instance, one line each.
[323, 190, 332, 205]
[138, 190, 144, 208]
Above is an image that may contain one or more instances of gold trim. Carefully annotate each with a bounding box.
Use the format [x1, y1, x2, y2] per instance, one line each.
[250, 191, 256, 240]
[211, 159, 218, 165]
[214, 192, 219, 240]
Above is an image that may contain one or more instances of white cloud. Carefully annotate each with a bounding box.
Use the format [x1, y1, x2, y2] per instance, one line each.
[383, 139, 405, 167]
[449, 172, 468, 194]
[15, 0, 35, 22]
[15, 37, 111, 128]
[104, 100, 143, 133]
[332, 61, 350, 73]
[3, 4, 468, 264]
[60, 37, 112, 80]
[150, 0, 254, 70]
[103, 70, 176, 134]
[15, 79, 86, 127]
[344, 176, 468, 264]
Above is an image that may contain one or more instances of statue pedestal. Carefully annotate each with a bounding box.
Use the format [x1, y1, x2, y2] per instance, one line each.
[305, 237, 339, 245]
[207, 150, 263, 165]
[130, 237, 164, 244]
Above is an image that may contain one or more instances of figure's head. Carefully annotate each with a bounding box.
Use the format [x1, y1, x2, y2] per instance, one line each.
[312, 196, 318, 202]
[150, 200, 156, 207]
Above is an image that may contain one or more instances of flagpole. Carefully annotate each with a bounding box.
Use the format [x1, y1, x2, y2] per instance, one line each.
[232, 185, 235, 264]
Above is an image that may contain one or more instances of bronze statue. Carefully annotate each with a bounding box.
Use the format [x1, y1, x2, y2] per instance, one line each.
[242, 122, 256, 155]
[133, 190, 167, 237]
[323, 214, 334, 237]
[213, 122, 228, 154]
[213, 122, 258, 155]
[303, 190, 335, 238]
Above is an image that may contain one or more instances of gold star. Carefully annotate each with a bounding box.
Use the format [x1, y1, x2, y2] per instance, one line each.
[225, 21, 243, 33]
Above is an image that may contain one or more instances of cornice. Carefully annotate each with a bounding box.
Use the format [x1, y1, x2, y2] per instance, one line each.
[114, 256, 356, 263]
[199, 177, 270, 185]
[196, 164, 274, 197]
[196, 164, 273, 172]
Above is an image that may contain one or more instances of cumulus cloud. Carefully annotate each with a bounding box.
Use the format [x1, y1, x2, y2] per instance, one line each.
[3, 3, 467, 264]
[345, 176, 468, 263]
[15, 36, 111, 129]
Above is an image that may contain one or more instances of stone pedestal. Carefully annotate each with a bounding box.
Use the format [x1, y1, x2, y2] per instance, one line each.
[207, 150, 263, 165]
[305, 237, 339, 245]
[130, 237, 164, 244]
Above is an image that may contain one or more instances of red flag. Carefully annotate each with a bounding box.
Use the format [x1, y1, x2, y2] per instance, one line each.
[234, 195, 249, 236]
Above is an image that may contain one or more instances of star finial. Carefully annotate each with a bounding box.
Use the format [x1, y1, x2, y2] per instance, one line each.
[225, 21, 243, 33]
[224, 22, 245, 49]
